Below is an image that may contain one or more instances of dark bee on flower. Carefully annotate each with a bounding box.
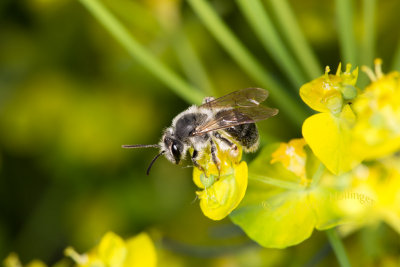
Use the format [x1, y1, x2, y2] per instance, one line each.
[123, 88, 278, 174]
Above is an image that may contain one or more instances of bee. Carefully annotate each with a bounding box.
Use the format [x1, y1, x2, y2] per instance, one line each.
[123, 88, 278, 175]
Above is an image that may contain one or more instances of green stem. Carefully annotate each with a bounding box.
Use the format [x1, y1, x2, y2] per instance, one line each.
[335, 0, 357, 65]
[188, 0, 308, 127]
[358, 0, 376, 87]
[268, 0, 321, 80]
[391, 39, 400, 71]
[173, 31, 216, 96]
[236, 0, 306, 89]
[78, 0, 204, 104]
[326, 228, 351, 267]
[249, 173, 305, 190]
[361, 0, 376, 66]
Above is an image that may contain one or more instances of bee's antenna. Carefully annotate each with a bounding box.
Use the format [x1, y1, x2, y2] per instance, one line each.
[122, 144, 160, 149]
[147, 151, 165, 175]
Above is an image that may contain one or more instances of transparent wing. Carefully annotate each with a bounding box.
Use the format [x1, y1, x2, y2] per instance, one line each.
[192, 106, 278, 136]
[199, 88, 269, 109]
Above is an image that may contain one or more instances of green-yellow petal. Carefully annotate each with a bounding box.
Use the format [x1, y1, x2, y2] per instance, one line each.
[309, 185, 351, 230]
[230, 144, 326, 248]
[230, 141, 383, 248]
[230, 185, 316, 248]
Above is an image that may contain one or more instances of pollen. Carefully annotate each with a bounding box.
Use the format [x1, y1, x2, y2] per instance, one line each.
[271, 138, 307, 180]
[285, 145, 295, 156]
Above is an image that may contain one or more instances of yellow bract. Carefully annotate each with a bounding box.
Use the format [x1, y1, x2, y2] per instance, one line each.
[192, 142, 248, 220]
[231, 140, 353, 248]
[302, 105, 360, 175]
[65, 231, 157, 267]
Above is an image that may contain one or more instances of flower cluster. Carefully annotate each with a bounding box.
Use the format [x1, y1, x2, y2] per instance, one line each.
[228, 60, 400, 248]
[65, 232, 157, 267]
[3, 232, 157, 267]
[4, 253, 46, 267]
[301, 59, 400, 174]
[352, 60, 400, 160]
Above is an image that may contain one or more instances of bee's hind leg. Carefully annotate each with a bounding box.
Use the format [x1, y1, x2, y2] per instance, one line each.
[210, 139, 221, 178]
[213, 132, 239, 160]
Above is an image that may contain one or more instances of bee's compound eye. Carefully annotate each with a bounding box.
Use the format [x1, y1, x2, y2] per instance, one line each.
[171, 141, 181, 164]
[172, 144, 178, 152]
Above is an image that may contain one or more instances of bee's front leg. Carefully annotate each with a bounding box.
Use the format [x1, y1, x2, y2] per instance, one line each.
[192, 149, 207, 176]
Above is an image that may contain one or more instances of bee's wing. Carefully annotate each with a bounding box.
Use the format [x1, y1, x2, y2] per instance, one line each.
[199, 88, 269, 109]
[192, 106, 278, 136]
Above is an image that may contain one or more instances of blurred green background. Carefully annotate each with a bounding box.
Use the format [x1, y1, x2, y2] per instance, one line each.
[1, 0, 400, 266]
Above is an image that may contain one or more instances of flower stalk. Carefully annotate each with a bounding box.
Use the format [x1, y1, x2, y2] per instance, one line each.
[326, 228, 351, 267]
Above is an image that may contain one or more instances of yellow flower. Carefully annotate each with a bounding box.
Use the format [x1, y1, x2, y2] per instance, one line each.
[301, 63, 361, 174]
[65, 231, 157, 267]
[270, 138, 307, 182]
[352, 59, 400, 159]
[192, 142, 248, 220]
[300, 63, 358, 114]
[301, 60, 400, 175]
[3, 253, 47, 267]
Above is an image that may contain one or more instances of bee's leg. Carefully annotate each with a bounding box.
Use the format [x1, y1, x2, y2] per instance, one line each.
[192, 149, 207, 176]
[210, 139, 221, 177]
[213, 132, 239, 159]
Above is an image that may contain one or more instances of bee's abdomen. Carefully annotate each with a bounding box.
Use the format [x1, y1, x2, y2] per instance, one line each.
[223, 123, 259, 150]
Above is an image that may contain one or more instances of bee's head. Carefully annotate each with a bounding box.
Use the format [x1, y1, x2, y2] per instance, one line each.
[161, 132, 184, 165]
[121, 128, 184, 175]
